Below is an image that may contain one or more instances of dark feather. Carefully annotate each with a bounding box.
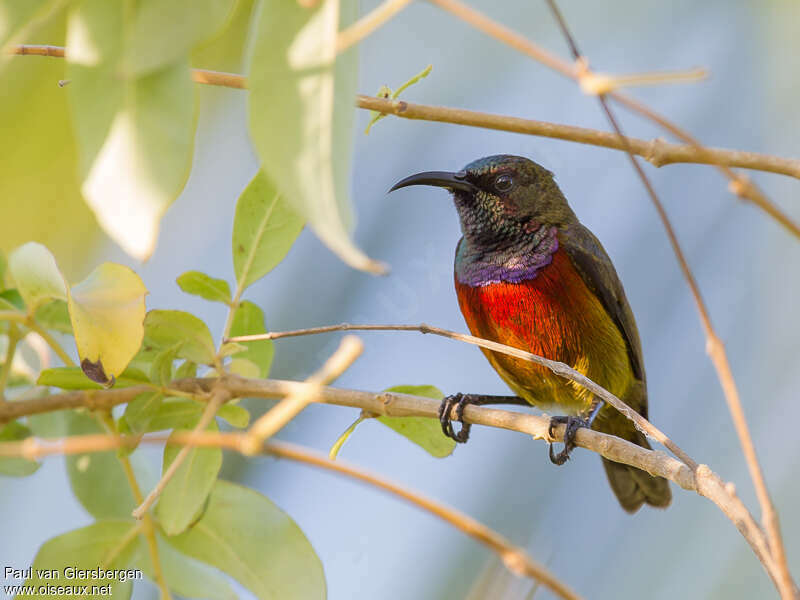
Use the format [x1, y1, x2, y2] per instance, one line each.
[560, 223, 646, 406]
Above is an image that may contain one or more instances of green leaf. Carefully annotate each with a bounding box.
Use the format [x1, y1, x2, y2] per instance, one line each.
[144, 310, 216, 365]
[68, 262, 148, 386]
[38, 366, 149, 390]
[156, 420, 222, 536]
[219, 342, 246, 357]
[136, 533, 237, 600]
[229, 300, 273, 377]
[227, 357, 260, 378]
[174, 360, 198, 379]
[0, 0, 50, 49]
[0, 249, 6, 288]
[27, 411, 66, 439]
[7, 242, 67, 312]
[66, 0, 195, 260]
[122, 391, 164, 435]
[151, 343, 182, 386]
[0, 421, 40, 476]
[248, 1, 384, 274]
[192, 0, 254, 72]
[169, 480, 325, 600]
[65, 411, 137, 519]
[34, 299, 73, 333]
[25, 520, 139, 600]
[378, 385, 455, 458]
[148, 399, 204, 432]
[231, 170, 304, 290]
[177, 271, 232, 304]
[0, 288, 24, 311]
[125, 0, 237, 76]
[0, 12, 103, 275]
[217, 403, 250, 428]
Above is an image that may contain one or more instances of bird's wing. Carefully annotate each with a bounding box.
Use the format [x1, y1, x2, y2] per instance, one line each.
[560, 222, 647, 401]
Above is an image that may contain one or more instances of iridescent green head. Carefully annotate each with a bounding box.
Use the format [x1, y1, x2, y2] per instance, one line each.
[390, 154, 576, 245]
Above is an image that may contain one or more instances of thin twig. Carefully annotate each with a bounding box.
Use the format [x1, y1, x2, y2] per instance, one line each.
[96, 412, 171, 600]
[336, 0, 414, 53]
[131, 387, 229, 520]
[355, 95, 800, 179]
[541, 1, 795, 597]
[261, 440, 581, 600]
[242, 335, 363, 454]
[425, 0, 800, 240]
[0, 324, 21, 402]
[0, 430, 572, 600]
[8, 45, 800, 181]
[227, 322, 696, 467]
[0, 416, 771, 594]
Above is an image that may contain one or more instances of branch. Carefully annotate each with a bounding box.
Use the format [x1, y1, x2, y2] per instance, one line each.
[425, 0, 800, 241]
[541, 2, 795, 597]
[242, 335, 363, 454]
[0, 379, 775, 590]
[131, 386, 229, 520]
[8, 45, 800, 181]
[97, 413, 170, 599]
[336, 0, 413, 53]
[355, 95, 800, 179]
[227, 322, 696, 467]
[0, 431, 580, 600]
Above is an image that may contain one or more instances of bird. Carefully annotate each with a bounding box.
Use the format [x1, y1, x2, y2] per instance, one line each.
[390, 154, 671, 512]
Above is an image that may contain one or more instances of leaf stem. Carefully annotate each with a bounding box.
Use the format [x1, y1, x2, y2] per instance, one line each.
[0, 324, 21, 402]
[131, 387, 228, 520]
[336, 0, 413, 53]
[25, 320, 74, 367]
[98, 412, 172, 600]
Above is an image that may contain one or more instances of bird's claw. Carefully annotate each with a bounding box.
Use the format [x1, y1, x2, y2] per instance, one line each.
[547, 415, 589, 465]
[438, 393, 473, 443]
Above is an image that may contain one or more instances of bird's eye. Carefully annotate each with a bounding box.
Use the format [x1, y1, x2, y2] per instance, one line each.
[493, 174, 513, 192]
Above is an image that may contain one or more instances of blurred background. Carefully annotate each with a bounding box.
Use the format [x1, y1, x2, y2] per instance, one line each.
[1, 0, 799, 598]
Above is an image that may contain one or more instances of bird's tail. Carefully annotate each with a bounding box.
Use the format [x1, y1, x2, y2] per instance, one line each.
[599, 419, 672, 513]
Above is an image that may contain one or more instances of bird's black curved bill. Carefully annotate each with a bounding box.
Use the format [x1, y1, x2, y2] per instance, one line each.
[389, 170, 478, 194]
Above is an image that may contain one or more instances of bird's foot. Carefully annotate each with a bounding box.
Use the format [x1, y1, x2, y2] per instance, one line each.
[438, 393, 476, 443]
[547, 415, 590, 465]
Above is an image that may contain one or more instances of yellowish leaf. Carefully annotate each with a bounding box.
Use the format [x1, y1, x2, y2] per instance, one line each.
[8, 242, 67, 312]
[68, 263, 148, 386]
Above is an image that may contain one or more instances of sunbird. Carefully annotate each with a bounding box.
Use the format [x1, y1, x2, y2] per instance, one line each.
[390, 154, 671, 512]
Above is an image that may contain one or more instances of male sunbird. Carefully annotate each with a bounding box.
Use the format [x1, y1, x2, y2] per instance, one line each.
[390, 155, 671, 512]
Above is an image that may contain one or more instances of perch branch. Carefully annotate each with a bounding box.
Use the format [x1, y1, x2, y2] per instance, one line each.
[0, 381, 776, 588]
[227, 322, 695, 467]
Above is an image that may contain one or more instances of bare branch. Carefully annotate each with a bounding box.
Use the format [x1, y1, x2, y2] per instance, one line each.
[355, 95, 800, 179]
[8, 45, 800, 181]
[0, 430, 580, 600]
[336, 0, 413, 53]
[541, 1, 795, 596]
[227, 322, 696, 467]
[242, 335, 363, 454]
[425, 0, 800, 240]
[131, 386, 229, 520]
[0, 383, 776, 591]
